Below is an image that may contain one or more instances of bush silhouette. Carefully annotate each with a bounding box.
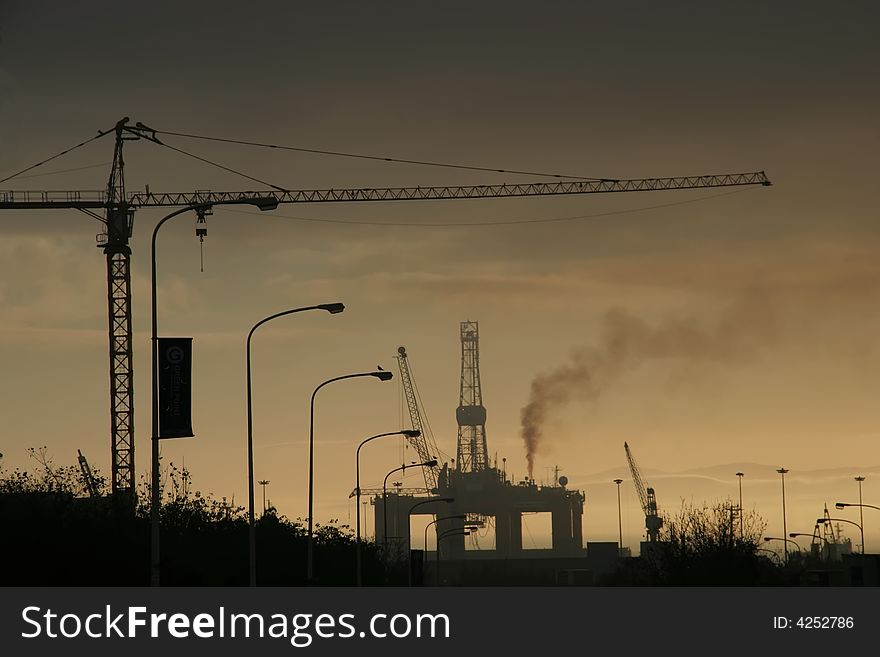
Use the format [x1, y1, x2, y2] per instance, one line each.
[0, 455, 385, 586]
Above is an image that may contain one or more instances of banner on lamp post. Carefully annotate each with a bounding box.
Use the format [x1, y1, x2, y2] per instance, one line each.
[158, 337, 194, 439]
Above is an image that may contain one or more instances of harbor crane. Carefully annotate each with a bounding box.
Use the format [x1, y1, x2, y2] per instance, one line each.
[395, 346, 443, 493]
[624, 441, 663, 542]
[77, 449, 100, 498]
[354, 346, 446, 498]
[0, 117, 771, 499]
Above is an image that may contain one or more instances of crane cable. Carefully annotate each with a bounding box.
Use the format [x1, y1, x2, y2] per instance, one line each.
[0, 131, 110, 185]
[224, 186, 757, 228]
[153, 128, 618, 182]
[149, 139, 290, 192]
[10, 162, 110, 180]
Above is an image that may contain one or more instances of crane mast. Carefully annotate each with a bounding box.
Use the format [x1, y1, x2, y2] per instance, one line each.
[0, 117, 771, 506]
[624, 441, 663, 542]
[395, 346, 441, 492]
[95, 119, 162, 499]
[98, 119, 153, 498]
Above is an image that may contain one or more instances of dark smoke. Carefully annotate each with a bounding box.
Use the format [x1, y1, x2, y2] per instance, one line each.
[521, 294, 776, 478]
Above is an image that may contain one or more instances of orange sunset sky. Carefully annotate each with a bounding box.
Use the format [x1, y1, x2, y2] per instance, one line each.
[1, 1, 879, 552]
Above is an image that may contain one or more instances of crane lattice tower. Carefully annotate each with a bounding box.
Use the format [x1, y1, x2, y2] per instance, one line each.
[456, 321, 488, 472]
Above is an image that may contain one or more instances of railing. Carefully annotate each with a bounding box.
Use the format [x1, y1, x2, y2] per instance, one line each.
[0, 190, 107, 207]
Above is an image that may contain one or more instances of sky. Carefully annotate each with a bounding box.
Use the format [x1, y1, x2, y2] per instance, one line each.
[1, 1, 879, 553]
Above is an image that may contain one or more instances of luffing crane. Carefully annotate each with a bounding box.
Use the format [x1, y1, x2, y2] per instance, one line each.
[0, 117, 771, 500]
[77, 449, 100, 498]
[624, 441, 663, 542]
[395, 346, 443, 492]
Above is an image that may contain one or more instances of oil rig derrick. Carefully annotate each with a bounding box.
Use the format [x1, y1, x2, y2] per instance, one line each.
[456, 320, 489, 473]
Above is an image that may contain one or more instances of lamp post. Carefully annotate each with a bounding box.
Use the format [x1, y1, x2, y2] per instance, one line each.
[258, 480, 270, 514]
[246, 302, 344, 587]
[436, 527, 476, 586]
[307, 369, 393, 582]
[852, 476, 866, 553]
[776, 468, 789, 561]
[151, 197, 278, 587]
[382, 459, 438, 555]
[790, 532, 832, 558]
[613, 478, 623, 557]
[836, 502, 879, 512]
[363, 500, 370, 539]
[735, 472, 745, 538]
[855, 476, 866, 553]
[425, 514, 467, 553]
[763, 536, 801, 554]
[790, 531, 830, 545]
[354, 429, 423, 587]
[406, 497, 454, 586]
[817, 517, 864, 553]
[756, 548, 783, 564]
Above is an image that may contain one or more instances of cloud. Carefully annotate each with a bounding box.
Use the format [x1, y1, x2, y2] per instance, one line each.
[0, 236, 105, 328]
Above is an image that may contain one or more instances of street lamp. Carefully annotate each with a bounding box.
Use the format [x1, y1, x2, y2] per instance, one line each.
[790, 531, 828, 543]
[425, 514, 467, 553]
[436, 527, 476, 586]
[406, 497, 454, 586]
[307, 369, 393, 582]
[246, 302, 344, 587]
[763, 536, 801, 554]
[258, 480, 270, 514]
[151, 197, 278, 587]
[817, 517, 864, 553]
[855, 476, 866, 554]
[837, 476, 868, 554]
[790, 532, 832, 555]
[756, 548, 783, 564]
[776, 468, 789, 561]
[836, 502, 880, 512]
[354, 429, 423, 587]
[382, 459, 438, 555]
[735, 472, 745, 538]
[613, 479, 623, 556]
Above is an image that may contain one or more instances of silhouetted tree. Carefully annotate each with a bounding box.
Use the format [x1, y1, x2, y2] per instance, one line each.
[0, 453, 385, 586]
[604, 499, 789, 585]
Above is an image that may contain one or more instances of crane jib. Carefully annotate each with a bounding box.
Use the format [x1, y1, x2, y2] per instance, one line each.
[0, 166, 770, 500]
[0, 172, 770, 209]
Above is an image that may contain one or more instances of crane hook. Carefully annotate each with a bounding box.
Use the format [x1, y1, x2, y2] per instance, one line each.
[195, 211, 208, 272]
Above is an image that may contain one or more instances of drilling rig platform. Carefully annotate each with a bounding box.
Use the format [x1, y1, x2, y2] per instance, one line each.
[372, 321, 613, 585]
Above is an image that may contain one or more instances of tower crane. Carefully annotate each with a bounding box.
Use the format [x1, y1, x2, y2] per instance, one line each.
[395, 346, 443, 492]
[624, 441, 663, 542]
[0, 117, 771, 500]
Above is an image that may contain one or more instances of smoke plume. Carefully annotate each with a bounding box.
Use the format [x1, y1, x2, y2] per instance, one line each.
[521, 294, 776, 478]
